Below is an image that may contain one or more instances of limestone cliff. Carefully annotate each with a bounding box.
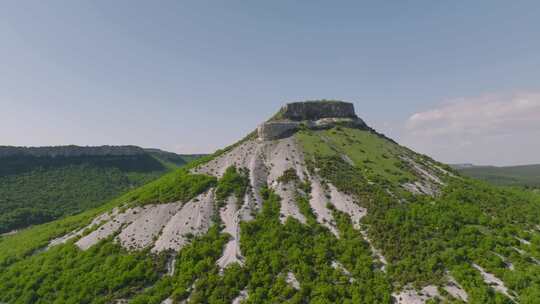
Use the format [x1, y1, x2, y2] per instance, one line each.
[279, 100, 357, 121]
[258, 100, 368, 140]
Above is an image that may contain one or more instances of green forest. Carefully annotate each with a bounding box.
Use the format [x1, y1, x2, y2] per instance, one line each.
[457, 164, 540, 189]
[0, 152, 201, 234]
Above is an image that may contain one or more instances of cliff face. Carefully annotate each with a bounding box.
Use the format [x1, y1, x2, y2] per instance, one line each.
[257, 121, 301, 141]
[258, 101, 368, 140]
[280, 101, 357, 121]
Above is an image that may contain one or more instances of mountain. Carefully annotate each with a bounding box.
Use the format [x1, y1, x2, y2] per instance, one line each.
[1, 101, 540, 303]
[0, 145, 203, 234]
[455, 164, 540, 188]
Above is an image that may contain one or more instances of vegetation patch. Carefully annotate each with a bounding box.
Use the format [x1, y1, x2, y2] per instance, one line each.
[296, 127, 416, 186]
[0, 152, 204, 234]
[215, 166, 250, 207]
[0, 240, 165, 304]
[277, 168, 300, 185]
[130, 225, 235, 304]
[122, 169, 217, 206]
[238, 189, 392, 303]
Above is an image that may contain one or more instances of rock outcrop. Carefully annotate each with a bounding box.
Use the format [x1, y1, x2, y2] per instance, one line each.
[257, 101, 368, 140]
[257, 121, 300, 141]
[279, 100, 356, 121]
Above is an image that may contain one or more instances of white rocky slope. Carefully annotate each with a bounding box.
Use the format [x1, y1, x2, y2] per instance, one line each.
[49, 191, 215, 253]
[47, 124, 452, 288]
[309, 176, 340, 236]
[328, 183, 366, 229]
[445, 275, 469, 302]
[275, 181, 306, 224]
[192, 136, 371, 266]
[76, 206, 149, 250]
[473, 263, 516, 301]
[152, 191, 215, 252]
[47, 130, 448, 289]
[199, 138, 380, 271]
[193, 136, 370, 237]
[401, 156, 445, 196]
[49, 134, 390, 269]
[232, 289, 249, 304]
[393, 285, 441, 304]
[118, 202, 182, 250]
[285, 272, 301, 290]
[392, 278, 469, 304]
[263, 137, 308, 224]
[48, 208, 119, 248]
[217, 196, 244, 268]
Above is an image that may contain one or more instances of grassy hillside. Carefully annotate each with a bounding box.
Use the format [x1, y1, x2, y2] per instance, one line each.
[458, 164, 540, 188]
[296, 127, 418, 185]
[297, 128, 540, 303]
[0, 149, 203, 234]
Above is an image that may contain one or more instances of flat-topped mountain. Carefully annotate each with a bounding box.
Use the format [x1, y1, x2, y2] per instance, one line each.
[1, 100, 539, 304]
[259, 100, 368, 140]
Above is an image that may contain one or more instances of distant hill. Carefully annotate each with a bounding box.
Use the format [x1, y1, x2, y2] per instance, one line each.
[0, 145, 204, 234]
[456, 163, 540, 188]
[449, 163, 475, 169]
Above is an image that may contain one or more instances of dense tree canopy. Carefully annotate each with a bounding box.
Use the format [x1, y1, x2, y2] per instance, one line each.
[0, 153, 201, 233]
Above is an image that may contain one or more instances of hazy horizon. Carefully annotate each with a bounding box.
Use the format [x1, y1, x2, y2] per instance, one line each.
[2, 1, 539, 166]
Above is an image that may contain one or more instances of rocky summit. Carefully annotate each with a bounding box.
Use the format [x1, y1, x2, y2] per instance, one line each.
[279, 100, 357, 121]
[1, 100, 539, 304]
[258, 101, 368, 140]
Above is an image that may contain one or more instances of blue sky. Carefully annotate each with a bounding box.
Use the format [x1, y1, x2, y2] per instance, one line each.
[1, 1, 539, 165]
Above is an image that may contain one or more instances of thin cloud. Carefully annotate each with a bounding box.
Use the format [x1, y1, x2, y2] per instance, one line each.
[400, 91, 540, 165]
